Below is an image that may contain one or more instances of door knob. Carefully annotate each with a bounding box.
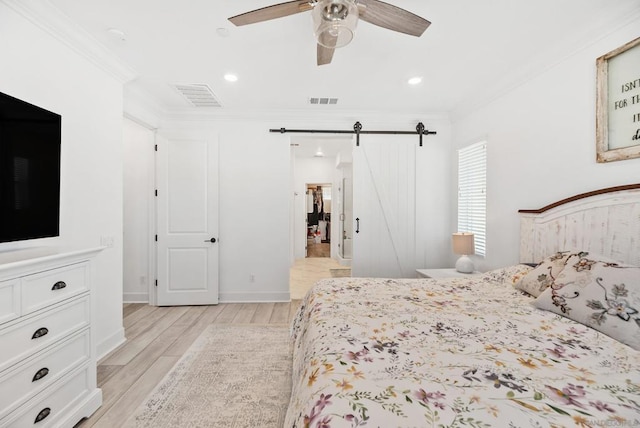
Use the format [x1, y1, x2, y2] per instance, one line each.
[204, 238, 217, 243]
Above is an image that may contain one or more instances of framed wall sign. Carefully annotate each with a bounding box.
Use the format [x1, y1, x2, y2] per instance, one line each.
[596, 37, 640, 163]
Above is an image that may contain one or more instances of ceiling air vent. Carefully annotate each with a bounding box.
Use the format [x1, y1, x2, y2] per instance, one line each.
[174, 84, 222, 107]
[309, 97, 338, 105]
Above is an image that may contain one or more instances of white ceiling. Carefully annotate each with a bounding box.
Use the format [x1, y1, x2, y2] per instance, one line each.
[47, 0, 640, 118]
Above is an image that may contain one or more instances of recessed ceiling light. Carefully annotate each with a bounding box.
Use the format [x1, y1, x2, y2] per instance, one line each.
[224, 74, 238, 82]
[314, 148, 324, 157]
[408, 76, 422, 85]
[216, 27, 230, 37]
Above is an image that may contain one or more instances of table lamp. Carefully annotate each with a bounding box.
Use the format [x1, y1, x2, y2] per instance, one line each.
[452, 232, 475, 273]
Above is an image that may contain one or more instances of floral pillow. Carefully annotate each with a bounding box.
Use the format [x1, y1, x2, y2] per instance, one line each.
[533, 252, 640, 350]
[513, 251, 573, 297]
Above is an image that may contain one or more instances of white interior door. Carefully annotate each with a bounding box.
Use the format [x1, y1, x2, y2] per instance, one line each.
[155, 134, 219, 305]
[352, 136, 416, 277]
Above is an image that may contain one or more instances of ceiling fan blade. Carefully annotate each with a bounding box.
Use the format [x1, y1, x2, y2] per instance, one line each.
[229, 1, 313, 26]
[317, 43, 335, 66]
[357, 0, 430, 37]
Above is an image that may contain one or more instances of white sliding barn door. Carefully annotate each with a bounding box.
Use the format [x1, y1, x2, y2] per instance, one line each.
[155, 134, 219, 305]
[352, 136, 416, 277]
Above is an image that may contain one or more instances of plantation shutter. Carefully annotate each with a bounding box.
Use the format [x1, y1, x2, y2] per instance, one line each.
[457, 141, 487, 256]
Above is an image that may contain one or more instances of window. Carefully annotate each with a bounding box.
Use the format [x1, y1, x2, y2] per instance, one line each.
[457, 141, 486, 256]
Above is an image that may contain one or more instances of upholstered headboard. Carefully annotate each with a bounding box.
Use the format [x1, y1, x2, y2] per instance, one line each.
[519, 184, 640, 265]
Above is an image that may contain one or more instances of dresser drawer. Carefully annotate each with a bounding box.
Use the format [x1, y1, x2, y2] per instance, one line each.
[0, 279, 20, 325]
[0, 329, 90, 420]
[0, 366, 91, 428]
[21, 263, 88, 315]
[0, 297, 89, 373]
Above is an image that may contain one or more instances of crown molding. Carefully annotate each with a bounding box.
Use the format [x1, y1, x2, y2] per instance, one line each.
[159, 107, 449, 127]
[120, 78, 450, 128]
[450, 6, 640, 123]
[123, 85, 166, 130]
[3, 0, 137, 83]
[124, 83, 449, 130]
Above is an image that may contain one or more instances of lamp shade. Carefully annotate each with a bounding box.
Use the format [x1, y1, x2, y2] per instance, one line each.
[452, 232, 475, 255]
[312, 0, 358, 49]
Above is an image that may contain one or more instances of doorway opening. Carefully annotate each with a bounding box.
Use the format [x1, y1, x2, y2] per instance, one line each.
[289, 136, 353, 300]
[305, 184, 331, 258]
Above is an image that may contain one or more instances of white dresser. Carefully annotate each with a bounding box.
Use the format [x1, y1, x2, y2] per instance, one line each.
[0, 247, 103, 427]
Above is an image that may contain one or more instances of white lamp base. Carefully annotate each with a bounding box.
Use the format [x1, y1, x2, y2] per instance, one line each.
[455, 255, 474, 274]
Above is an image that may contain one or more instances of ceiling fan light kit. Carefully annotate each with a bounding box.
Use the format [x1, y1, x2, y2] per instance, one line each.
[228, 0, 430, 66]
[312, 0, 358, 49]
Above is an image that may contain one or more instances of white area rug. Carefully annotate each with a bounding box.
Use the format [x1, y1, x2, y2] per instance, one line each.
[124, 324, 292, 428]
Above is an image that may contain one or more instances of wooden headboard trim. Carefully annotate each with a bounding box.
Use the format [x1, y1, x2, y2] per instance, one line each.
[518, 183, 640, 214]
[519, 184, 640, 265]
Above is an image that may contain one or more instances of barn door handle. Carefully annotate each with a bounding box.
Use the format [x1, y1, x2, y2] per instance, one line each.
[204, 238, 217, 243]
[356, 218, 360, 234]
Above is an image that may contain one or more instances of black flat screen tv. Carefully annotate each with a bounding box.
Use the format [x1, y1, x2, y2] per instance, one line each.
[0, 92, 61, 243]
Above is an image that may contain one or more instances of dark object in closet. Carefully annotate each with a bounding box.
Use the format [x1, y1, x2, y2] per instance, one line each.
[307, 212, 319, 226]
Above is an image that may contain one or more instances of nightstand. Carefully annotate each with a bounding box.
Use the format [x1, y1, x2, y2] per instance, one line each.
[416, 268, 481, 278]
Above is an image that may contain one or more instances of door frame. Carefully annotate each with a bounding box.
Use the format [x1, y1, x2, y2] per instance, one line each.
[304, 183, 333, 258]
[149, 128, 221, 306]
[154, 131, 219, 306]
[289, 136, 354, 266]
[147, 132, 158, 305]
[121, 114, 159, 305]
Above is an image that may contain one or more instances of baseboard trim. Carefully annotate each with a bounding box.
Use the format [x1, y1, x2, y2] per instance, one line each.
[336, 256, 352, 266]
[219, 291, 291, 303]
[96, 326, 126, 361]
[123, 292, 149, 303]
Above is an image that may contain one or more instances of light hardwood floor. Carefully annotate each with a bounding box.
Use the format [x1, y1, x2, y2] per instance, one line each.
[76, 302, 300, 427]
[289, 257, 346, 299]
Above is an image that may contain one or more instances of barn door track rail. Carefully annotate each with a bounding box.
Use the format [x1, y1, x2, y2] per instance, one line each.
[270, 122, 436, 146]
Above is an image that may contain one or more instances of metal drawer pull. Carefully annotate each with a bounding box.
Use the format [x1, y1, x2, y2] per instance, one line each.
[32, 367, 49, 382]
[34, 407, 50, 424]
[51, 281, 66, 290]
[31, 327, 49, 340]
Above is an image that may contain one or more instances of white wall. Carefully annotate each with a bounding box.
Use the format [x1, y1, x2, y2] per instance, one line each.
[155, 114, 451, 300]
[123, 118, 155, 302]
[416, 120, 453, 270]
[0, 4, 125, 357]
[451, 17, 640, 270]
[159, 118, 291, 302]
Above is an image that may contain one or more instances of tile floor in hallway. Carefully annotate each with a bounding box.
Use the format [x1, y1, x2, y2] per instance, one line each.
[289, 257, 348, 299]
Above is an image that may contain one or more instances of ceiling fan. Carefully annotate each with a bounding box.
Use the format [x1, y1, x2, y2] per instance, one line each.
[228, 0, 430, 66]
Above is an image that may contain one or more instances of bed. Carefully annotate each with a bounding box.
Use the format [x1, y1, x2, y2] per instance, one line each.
[285, 184, 640, 427]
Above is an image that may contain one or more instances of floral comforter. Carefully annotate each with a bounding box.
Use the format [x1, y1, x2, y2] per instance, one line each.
[285, 268, 640, 427]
